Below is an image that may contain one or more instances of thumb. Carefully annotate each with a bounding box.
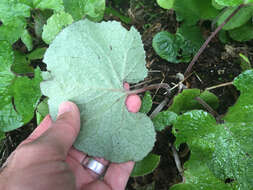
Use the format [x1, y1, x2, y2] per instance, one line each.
[32, 101, 80, 159]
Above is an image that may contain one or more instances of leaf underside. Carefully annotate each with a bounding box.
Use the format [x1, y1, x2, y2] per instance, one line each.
[41, 20, 156, 163]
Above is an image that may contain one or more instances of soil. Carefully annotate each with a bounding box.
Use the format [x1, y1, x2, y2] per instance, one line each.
[1, 0, 253, 189]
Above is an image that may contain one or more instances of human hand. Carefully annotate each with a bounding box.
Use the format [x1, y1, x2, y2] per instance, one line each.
[0, 94, 141, 190]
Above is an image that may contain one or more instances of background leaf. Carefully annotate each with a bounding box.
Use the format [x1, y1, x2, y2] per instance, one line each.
[229, 22, 253, 42]
[33, 0, 64, 12]
[0, 42, 42, 132]
[63, 0, 105, 21]
[41, 20, 156, 163]
[152, 111, 177, 131]
[131, 153, 160, 177]
[140, 91, 152, 114]
[169, 89, 219, 114]
[21, 29, 33, 51]
[156, 0, 175, 10]
[42, 11, 73, 44]
[173, 0, 219, 25]
[172, 70, 253, 189]
[11, 51, 34, 74]
[36, 98, 49, 125]
[217, 5, 253, 30]
[214, 0, 244, 6]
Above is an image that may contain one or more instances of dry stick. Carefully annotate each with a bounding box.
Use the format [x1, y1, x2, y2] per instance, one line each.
[205, 81, 233, 91]
[184, 4, 245, 77]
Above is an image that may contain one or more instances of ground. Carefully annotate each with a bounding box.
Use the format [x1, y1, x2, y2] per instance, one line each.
[1, 0, 253, 189]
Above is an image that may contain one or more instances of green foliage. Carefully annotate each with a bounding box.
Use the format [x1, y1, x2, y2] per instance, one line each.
[42, 11, 73, 44]
[214, 0, 244, 6]
[239, 53, 252, 71]
[217, 5, 253, 30]
[152, 25, 203, 63]
[131, 153, 160, 177]
[169, 89, 219, 114]
[229, 22, 253, 42]
[140, 91, 153, 114]
[0, 42, 42, 132]
[41, 20, 156, 163]
[27, 47, 47, 60]
[152, 111, 177, 131]
[21, 29, 33, 51]
[36, 98, 49, 125]
[33, 0, 64, 12]
[173, 0, 219, 25]
[171, 70, 253, 189]
[156, 0, 175, 9]
[12, 51, 34, 74]
[63, 0, 105, 21]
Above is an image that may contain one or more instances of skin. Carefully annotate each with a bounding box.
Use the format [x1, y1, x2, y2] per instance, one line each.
[0, 96, 142, 190]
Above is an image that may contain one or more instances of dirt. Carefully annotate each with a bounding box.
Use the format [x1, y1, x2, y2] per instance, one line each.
[1, 0, 253, 189]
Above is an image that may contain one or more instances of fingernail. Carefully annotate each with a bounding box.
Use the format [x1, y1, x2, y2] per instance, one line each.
[58, 101, 74, 116]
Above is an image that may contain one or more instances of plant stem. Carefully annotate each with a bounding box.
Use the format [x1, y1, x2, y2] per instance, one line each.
[184, 4, 245, 77]
[127, 83, 171, 95]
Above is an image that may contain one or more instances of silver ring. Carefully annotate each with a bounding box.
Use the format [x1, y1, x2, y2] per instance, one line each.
[84, 158, 106, 175]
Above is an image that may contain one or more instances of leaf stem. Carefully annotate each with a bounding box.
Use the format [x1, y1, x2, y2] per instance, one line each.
[184, 4, 245, 77]
[126, 83, 171, 95]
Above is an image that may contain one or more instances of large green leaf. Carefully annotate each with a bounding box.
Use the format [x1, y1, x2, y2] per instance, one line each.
[173, 0, 219, 25]
[217, 5, 253, 30]
[0, 41, 42, 132]
[42, 11, 73, 44]
[63, 0, 105, 21]
[169, 89, 219, 114]
[171, 70, 253, 189]
[131, 153, 160, 177]
[40, 20, 156, 163]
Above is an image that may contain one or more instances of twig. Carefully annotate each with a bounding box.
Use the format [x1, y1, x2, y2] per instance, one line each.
[184, 4, 245, 77]
[195, 97, 219, 118]
[169, 143, 185, 181]
[205, 81, 233, 91]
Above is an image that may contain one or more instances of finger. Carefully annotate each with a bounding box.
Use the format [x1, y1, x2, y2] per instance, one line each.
[31, 101, 80, 159]
[125, 94, 141, 113]
[104, 161, 135, 190]
[21, 115, 52, 145]
[68, 147, 87, 163]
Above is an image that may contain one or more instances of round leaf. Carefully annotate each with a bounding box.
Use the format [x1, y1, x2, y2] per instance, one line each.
[41, 20, 156, 163]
